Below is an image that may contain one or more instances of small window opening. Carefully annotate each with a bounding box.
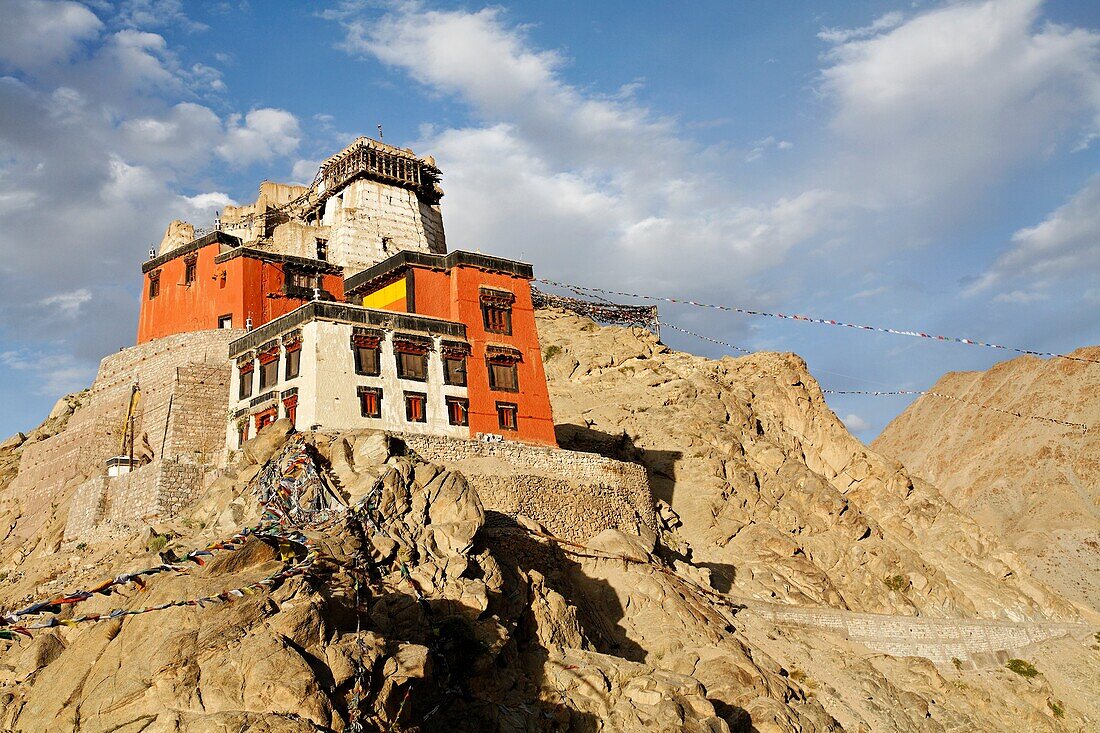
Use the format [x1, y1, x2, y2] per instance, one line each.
[497, 402, 518, 431]
[405, 392, 427, 423]
[359, 386, 383, 418]
[446, 397, 469, 426]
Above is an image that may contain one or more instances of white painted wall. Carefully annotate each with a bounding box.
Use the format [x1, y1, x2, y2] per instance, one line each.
[226, 319, 469, 448]
[324, 179, 446, 274]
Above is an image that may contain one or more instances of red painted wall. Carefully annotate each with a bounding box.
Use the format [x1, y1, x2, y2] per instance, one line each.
[405, 265, 557, 446]
[136, 246, 344, 343]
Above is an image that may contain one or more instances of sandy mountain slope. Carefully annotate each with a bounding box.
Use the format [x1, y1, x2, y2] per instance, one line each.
[538, 310, 1074, 621]
[873, 347, 1100, 617]
[0, 315, 1096, 732]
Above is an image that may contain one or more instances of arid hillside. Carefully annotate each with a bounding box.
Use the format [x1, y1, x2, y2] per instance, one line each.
[539, 310, 1074, 621]
[873, 348, 1100, 618]
[0, 313, 1095, 732]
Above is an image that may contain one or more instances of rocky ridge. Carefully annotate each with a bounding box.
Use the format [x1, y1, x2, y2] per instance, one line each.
[0, 313, 1095, 731]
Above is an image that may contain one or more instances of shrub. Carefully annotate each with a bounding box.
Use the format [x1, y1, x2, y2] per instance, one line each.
[75, 542, 87, 551]
[951, 657, 963, 671]
[1048, 700, 1065, 719]
[883, 574, 908, 592]
[147, 535, 168, 553]
[1005, 659, 1039, 679]
[542, 345, 562, 361]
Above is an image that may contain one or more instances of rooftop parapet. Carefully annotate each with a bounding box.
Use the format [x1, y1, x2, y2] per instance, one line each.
[228, 301, 467, 357]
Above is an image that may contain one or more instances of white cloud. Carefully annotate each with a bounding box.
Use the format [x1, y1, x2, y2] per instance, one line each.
[842, 413, 871, 432]
[0, 349, 96, 396]
[38, 289, 92, 318]
[820, 0, 1100, 202]
[113, 0, 208, 33]
[818, 12, 905, 44]
[327, 2, 840, 294]
[0, 1, 102, 69]
[971, 176, 1100, 293]
[0, 3, 303, 383]
[745, 136, 793, 162]
[847, 285, 888, 301]
[218, 108, 302, 166]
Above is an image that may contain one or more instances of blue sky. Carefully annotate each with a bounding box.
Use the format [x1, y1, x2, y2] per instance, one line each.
[1, 0, 1098, 441]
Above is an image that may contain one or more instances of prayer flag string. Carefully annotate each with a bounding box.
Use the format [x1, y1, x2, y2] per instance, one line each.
[653, 316, 1089, 433]
[536, 279, 1100, 366]
[821, 390, 1088, 432]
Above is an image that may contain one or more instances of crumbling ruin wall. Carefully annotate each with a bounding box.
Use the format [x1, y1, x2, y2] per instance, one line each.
[397, 433, 655, 540]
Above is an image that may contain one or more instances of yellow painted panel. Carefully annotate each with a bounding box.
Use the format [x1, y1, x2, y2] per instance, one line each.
[361, 278, 407, 311]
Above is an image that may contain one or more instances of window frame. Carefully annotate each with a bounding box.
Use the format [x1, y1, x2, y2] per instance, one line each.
[358, 386, 383, 419]
[258, 356, 279, 391]
[404, 391, 427, 423]
[482, 303, 513, 335]
[183, 255, 197, 285]
[496, 402, 518, 431]
[446, 396, 469, 426]
[486, 358, 519, 392]
[238, 364, 254, 400]
[354, 344, 381, 376]
[443, 356, 468, 386]
[284, 347, 301, 380]
[396, 350, 428, 382]
[148, 272, 161, 299]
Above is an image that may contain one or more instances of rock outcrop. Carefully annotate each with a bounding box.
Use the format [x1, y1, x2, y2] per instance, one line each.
[538, 310, 1074, 621]
[0, 314, 1096, 732]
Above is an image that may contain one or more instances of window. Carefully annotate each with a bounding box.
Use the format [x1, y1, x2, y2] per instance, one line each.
[258, 356, 279, 390]
[238, 365, 254, 400]
[354, 345, 380, 376]
[404, 392, 427, 423]
[218, 314, 233, 329]
[443, 356, 467, 386]
[482, 304, 512, 335]
[237, 420, 249, 447]
[397, 351, 427, 381]
[283, 393, 298, 424]
[316, 238, 328, 261]
[184, 255, 197, 285]
[148, 273, 160, 299]
[497, 402, 518, 431]
[446, 396, 469, 426]
[480, 288, 515, 335]
[487, 360, 519, 392]
[285, 348, 301, 379]
[285, 268, 322, 299]
[256, 409, 277, 431]
[358, 387, 382, 418]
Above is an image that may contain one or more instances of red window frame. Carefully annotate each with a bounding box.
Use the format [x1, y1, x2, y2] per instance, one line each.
[496, 402, 518, 431]
[358, 387, 383, 418]
[255, 408, 277, 432]
[405, 392, 427, 423]
[446, 396, 469, 426]
[282, 394, 298, 424]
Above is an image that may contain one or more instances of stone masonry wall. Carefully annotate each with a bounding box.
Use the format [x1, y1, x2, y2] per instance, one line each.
[749, 602, 1089, 667]
[397, 433, 655, 540]
[11, 330, 240, 543]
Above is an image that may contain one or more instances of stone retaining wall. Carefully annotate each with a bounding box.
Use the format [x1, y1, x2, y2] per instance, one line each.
[10, 330, 240, 543]
[397, 433, 655, 540]
[749, 602, 1090, 667]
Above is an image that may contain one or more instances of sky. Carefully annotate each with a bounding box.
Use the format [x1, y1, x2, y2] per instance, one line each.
[0, 0, 1098, 442]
